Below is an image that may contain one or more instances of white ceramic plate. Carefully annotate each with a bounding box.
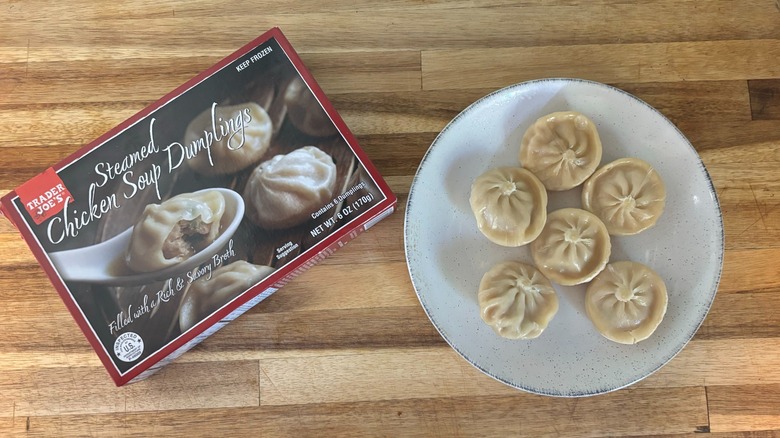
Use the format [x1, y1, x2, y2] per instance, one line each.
[404, 78, 724, 397]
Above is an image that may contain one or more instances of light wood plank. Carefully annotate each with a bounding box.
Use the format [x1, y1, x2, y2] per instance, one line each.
[3, 1, 780, 51]
[0, 360, 259, 417]
[423, 40, 780, 90]
[0, 53, 417, 108]
[696, 290, 780, 340]
[244, 340, 780, 405]
[257, 261, 418, 313]
[0, 47, 28, 74]
[678, 119, 780, 152]
[702, 143, 780, 250]
[0, 235, 40, 266]
[2, 386, 706, 437]
[709, 385, 780, 433]
[302, 51, 421, 94]
[640, 338, 780, 388]
[335, 80, 753, 137]
[2, 81, 750, 149]
[0, 105, 142, 149]
[719, 248, 780, 293]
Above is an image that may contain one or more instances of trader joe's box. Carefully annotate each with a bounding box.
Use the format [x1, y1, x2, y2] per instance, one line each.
[0, 28, 397, 386]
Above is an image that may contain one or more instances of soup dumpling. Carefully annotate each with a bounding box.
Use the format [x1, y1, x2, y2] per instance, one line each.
[478, 261, 559, 340]
[179, 261, 275, 332]
[126, 190, 226, 273]
[469, 167, 547, 247]
[519, 111, 602, 191]
[185, 102, 273, 175]
[585, 261, 668, 344]
[530, 208, 611, 286]
[284, 77, 338, 137]
[244, 146, 337, 229]
[582, 157, 666, 236]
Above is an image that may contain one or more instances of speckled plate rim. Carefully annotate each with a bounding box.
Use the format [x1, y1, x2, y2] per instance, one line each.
[403, 78, 724, 397]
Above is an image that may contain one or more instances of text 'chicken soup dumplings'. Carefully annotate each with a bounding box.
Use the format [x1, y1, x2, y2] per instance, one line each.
[585, 261, 668, 344]
[179, 261, 276, 332]
[530, 208, 611, 286]
[519, 111, 603, 191]
[469, 167, 548, 247]
[478, 261, 559, 340]
[186, 102, 273, 175]
[126, 190, 226, 273]
[244, 146, 337, 229]
[582, 158, 666, 236]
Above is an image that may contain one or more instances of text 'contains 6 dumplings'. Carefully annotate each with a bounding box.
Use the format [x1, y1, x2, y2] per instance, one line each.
[471, 111, 668, 344]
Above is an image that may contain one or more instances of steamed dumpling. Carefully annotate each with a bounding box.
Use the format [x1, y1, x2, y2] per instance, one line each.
[585, 261, 668, 344]
[179, 260, 275, 332]
[478, 261, 559, 339]
[126, 190, 226, 273]
[519, 111, 602, 191]
[284, 77, 338, 137]
[244, 146, 337, 229]
[582, 158, 666, 236]
[469, 167, 547, 247]
[186, 102, 273, 175]
[530, 208, 611, 286]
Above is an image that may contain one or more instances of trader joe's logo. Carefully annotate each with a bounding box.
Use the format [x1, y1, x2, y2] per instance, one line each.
[15, 168, 74, 225]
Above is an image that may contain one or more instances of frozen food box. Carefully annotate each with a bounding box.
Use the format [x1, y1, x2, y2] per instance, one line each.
[0, 27, 397, 386]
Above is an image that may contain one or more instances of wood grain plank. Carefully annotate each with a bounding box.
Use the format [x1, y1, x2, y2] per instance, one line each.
[1, 51, 419, 107]
[0, 47, 28, 75]
[0, 360, 259, 417]
[423, 40, 780, 90]
[750, 79, 780, 120]
[616, 81, 752, 125]
[0, 387, 706, 437]
[0, 0, 607, 24]
[678, 119, 780, 152]
[383, 175, 413, 196]
[4, 336, 780, 391]
[701, 141, 780, 166]
[302, 51, 421, 94]
[696, 290, 780, 340]
[701, 143, 780, 250]
[214, 306, 442, 351]
[640, 338, 780, 388]
[4, 0, 730, 21]
[645, 432, 780, 437]
[257, 261, 417, 313]
[709, 385, 780, 433]
[3, 331, 780, 392]
[333, 81, 753, 137]
[3, 1, 780, 50]
[0, 82, 758, 172]
[246, 341, 773, 405]
[198, 339, 780, 398]
[719, 248, 780, 293]
[0, 105, 143, 149]
[717, 183, 780, 251]
[1, 80, 748, 150]
[0, 235, 40, 266]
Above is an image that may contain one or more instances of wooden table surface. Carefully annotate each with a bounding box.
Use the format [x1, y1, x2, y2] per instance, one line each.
[2, 0, 780, 436]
